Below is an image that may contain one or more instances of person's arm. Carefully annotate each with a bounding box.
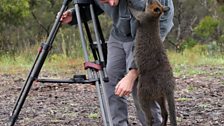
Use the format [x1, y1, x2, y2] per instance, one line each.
[60, 1, 104, 25]
[115, 68, 138, 97]
[114, 0, 146, 97]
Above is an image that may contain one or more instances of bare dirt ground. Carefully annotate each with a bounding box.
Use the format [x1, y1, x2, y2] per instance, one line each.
[0, 65, 224, 126]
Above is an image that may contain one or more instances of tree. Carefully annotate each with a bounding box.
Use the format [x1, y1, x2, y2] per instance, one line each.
[0, 0, 30, 29]
[194, 16, 220, 41]
[0, 0, 30, 55]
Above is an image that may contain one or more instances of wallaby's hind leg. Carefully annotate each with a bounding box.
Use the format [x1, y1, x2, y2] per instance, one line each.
[166, 92, 177, 126]
[140, 101, 153, 126]
[138, 93, 153, 126]
[157, 97, 168, 126]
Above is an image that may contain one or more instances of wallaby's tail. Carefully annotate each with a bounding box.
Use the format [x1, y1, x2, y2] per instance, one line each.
[166, 91, 177, 126]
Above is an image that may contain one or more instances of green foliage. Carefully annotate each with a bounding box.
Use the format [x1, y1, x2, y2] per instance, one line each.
[176, 97, 192, 102]
[189, 44, 207, 55]
[29, 0, 63, 35]
[168, 45, 224, 77]
[88, 113, 99, 119]
[179, 38, 198, 51]
[217, 3, 224, 14]
[1, 0, 224, 74]
[206, 41, 219, 55]
[0, 0, 66, 55]
[0, 0, 30, 28]
[217, 35, 224, 52]
[194, 16, 220, 39]
[0, 0, 113, 59]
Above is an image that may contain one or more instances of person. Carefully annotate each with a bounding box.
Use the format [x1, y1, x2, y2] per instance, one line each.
[60, 0, 174, 125]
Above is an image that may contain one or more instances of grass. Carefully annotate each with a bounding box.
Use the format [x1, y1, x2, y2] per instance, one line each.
[1, 45, 224, 76]
[168, 47, 224, 77]
[88, 113, 99, 119]
[186, 85, 196, 92]
[0, 53, 84, 74]
[176, 97, 192, 102]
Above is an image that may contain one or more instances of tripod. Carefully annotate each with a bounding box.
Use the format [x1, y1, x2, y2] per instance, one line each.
[8, 0, 113, 126]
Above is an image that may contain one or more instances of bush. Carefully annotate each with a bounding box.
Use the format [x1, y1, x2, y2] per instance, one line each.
[179, 38, 198, 52]
[194, 16, 220, 40]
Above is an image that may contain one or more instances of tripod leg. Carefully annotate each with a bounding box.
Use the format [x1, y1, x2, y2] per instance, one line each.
[89, 5, 108, 79]
[10, 51, 41, 117]
[74, 4, 93, 77]
[95, 14, 107, 64]
[94, 75, 109, 126]
[96, 70, 113, 126]
[8, 1, 71, 125]
[74, 3, 113, 126]
[89, 4, 113, 126]
[8, 43, 51, 126]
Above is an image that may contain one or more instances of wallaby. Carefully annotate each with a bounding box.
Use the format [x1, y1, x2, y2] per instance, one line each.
[129, 0, 177, 126]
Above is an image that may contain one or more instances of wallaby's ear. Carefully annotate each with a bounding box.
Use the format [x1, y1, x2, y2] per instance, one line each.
[128, 5, 144, 21]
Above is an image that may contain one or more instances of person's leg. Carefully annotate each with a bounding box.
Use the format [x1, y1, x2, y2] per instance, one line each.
[123, 42, 163, 126]
[105, 35, 129, 126]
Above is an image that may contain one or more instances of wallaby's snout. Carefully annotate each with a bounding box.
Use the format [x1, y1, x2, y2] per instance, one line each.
[145, 0, 170, 17]
[152, 6, 169, 15]
[163, 6, 170, 12]
[152, 5, 169, 15]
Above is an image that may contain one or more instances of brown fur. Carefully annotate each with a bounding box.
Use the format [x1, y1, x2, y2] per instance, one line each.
[129, 0, 177, 126]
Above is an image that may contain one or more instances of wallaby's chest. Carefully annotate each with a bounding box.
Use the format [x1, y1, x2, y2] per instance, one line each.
[135, 27, 162, 60]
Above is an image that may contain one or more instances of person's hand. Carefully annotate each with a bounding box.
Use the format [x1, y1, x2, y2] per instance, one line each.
[100, 0, 119, 6]
[58, 10, 73, 24]
[115, 69, 138, 97]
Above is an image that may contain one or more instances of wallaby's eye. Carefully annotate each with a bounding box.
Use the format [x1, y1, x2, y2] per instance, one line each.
[154, 7, 161, 13]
